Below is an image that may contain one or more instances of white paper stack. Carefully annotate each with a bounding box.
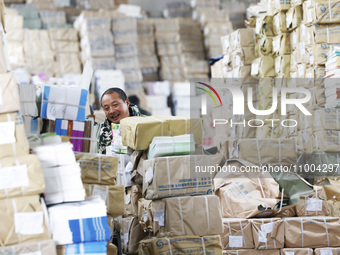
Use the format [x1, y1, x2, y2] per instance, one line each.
[148, 134, 195, 159]
[172, 82, 201, 118]
[19, 84, 38, 116]
[95, 70, 125, 101]
[48, 196, 111, 245]
[32, 143, 85, 205]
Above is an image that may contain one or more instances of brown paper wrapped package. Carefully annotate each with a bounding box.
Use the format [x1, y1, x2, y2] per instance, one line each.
[0, 154, 45, 199]
[296, 185, 330, 216]
[138, 198, 165, 235]
[255, 36, 273, 57]
[1, 239, 56, 255]
[143, 155, 214, 200]
[314, 130, 340, 152]
[281, 248, 313, 255]
[221, 218, 254, 250]
[313, 108, 340, 131]
[230, 29, 256, 50]
[223, 250, 280, 255]
[107, 243, 117, 255]
[48, 28, 78, 41]
[315, 248, 340, 255]
[120, 217, 148, 255]
[125, 185, 142, 217]
[76, 154, 118, 185]
[0, 112, 29, 160]
[214, 160, 281, 218]
[84, 184, 124, 218]
[0, 195, 50, 246]
[256, 15, 274, 36]
[286, 5, 303, 31]
[0, 72, 20, 114]
[121, 116, 203, 150]
[272, 33, 290, 56]
[251, 57, 275, 78]
[313, 24, 340, 44]
[232, 47, 255, 66]
[273, 12, 288, 35]
[138, 235, 222, 255]
[250, 218, 284, 249]
[314, 1, 340, 24]
[284, 217, 340, 248]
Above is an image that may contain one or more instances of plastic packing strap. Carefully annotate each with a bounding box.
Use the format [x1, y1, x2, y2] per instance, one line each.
[98, 154, 102, 184]
[166, 238, 173, 255]
[204, 196, 211, 233]
[236, 250, 239, 255]
[239, 219, 246, 247]
[201, 237, 207, 255]
[300, 218, 304, 247]
[105, 185, 109, 209]
[261, 219, 268, 249]
[41, 99, 86, 109]
[80, 242, 85, 255]
[255, 139, 262, 166]
[271, 218, 277, 249]
[77, 203, 85, 243]
[177, 197, 186, 235]
[40, 197, 51, 238]
[258, 178, 268, 210]
[328, 0, 333, 22]
[315, 188, 319, 216]
[7, 113, 17, 158]
[149, 116, 164, 136]
[324, 218, 330, 247]
[326, 25, 330, 44]
[304, 196, 308, 216]
[11, 198, 21, 243]
[166, 157, 172, 196]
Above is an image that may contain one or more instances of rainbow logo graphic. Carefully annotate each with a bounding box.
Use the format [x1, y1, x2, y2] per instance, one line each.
[196, 82, 223, 106]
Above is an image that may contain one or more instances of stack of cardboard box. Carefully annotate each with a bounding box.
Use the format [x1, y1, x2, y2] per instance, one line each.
[0, 13, 56, 254]
[137, 19, 159, 82]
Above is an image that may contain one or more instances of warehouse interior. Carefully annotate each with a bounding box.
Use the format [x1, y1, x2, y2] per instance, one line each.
[0, 0, 340, 254]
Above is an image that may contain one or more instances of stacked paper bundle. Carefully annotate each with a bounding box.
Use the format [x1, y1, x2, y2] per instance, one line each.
[325, 47, 340, 108]
[0, 13, 56, 253]
[172, 81, 200, 118]
[11, 4, 42, 29]
[32, 143, 85, 205]
[137, 19, 159, 82]
[18, 84, 38, 117]
[221, 28, 256, 78]
[156, 18, 207, 81]
[48, 196, 111, 254]
[76, 0, 115, 10]
[163, 1, 192, 18]
[4, 8, 25, 71]
[48, 28, 82, 77]
[74, 11, 115, 71]
[25, 0, 56, 11]
[143, 81, 171, 116]
[194, 8, 233, 59]
[39, 10, 68, 29]
[112, 15, 143, 87]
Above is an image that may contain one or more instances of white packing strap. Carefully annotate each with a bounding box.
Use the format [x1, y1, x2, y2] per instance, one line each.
[258, 178, 268, 210]
[89, 184, 93, 194]
[239, 219, 246, 248]
[278, 139, 282, 166]
[166, 158, 172, 196]
[177, 197, 185, 235]
[98, 154, 102, 184]
[328, 0, 333, 22]
[326, 25, 330, 44]
[277, 188, 284, 213]
[324, 218, 330, 247]
[271, 218, 277, 249]
[304, 196, 307, 216]
[172, 140, 176, 155]
[42, 99, 86, 109]
[77, 204, 85, 243]
[166, 238, 173, 255]
[106, 186, 109, 211]
[11, 198, 21, 243]
[7, 113, 17, 158]
[201, 237, 207, 255]
[256, 139, 262, 166]
[261, 219, 268, 249]
[227, 220, 232, 237]
[300, 218, 304, 247]
[40, 197, 52, 238]
[204, 196, 211, 233]
[149, 117, 164, 136]
[236, 251, 239, 255]
[80, 242, 85, 255]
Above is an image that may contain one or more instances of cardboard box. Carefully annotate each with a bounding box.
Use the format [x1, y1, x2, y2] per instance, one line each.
[314, 130, 340, 152]
[0, 154, 45, 199]
[1, 239, 56, 255]
[230, 29, 256, 50]
[0, 112, 29, 160]
[281, 248, 313, 255]
[272, 33, 290, 56]
[120, 217, 148, 255]
[250, 218, 284, 249]
[296, 186, 330, 216]
[224, 250, 280, 255]
[251, 57, 275, 78]
[84, 184, 124, 218]
[121, 116, 203, 150]
[0, 195, 50, 246]
[138, 235, 222, 255]
[273, 11, 288, 35]
[222, 218, 254, 250]
[48, 28, 78, 41]
[125, 185, 142, 217]
[286, 5, 303, 31]
[229, 139, 297, 166]
[214, 160, 282, 218]
[143, 154, 219, 200]
[0, 72, 20, 114]
[76, 154, 118, 185]
[284, 217, 340, 248]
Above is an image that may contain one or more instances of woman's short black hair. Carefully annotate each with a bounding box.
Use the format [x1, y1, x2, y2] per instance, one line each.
[101, 88, 127, 106]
